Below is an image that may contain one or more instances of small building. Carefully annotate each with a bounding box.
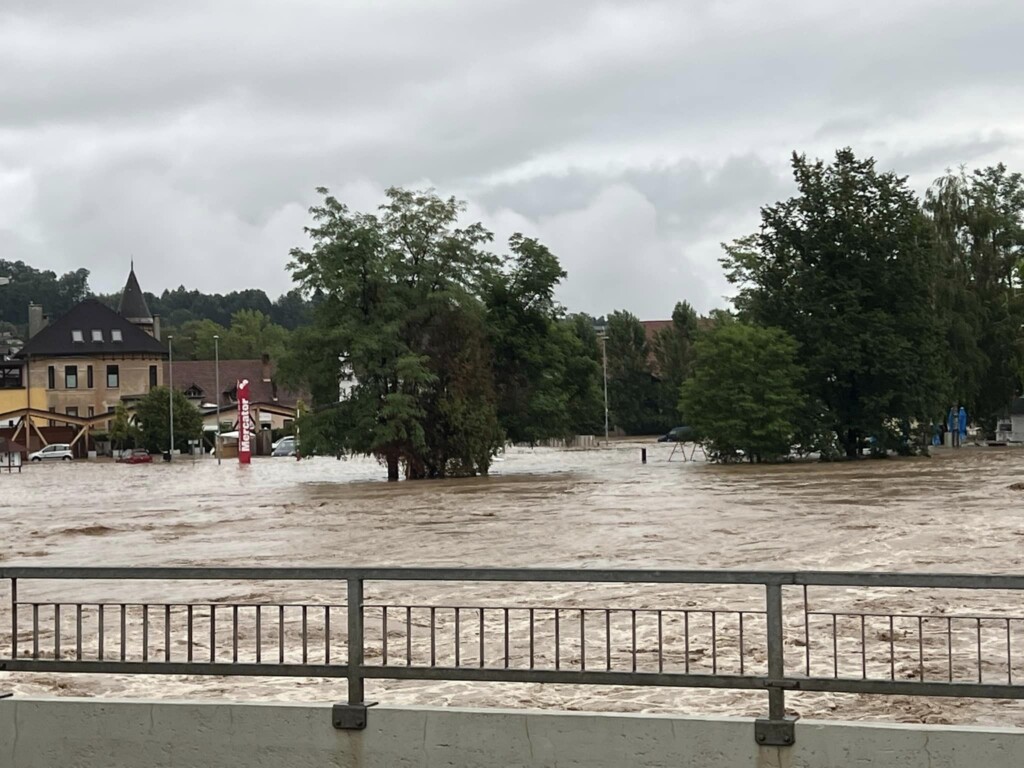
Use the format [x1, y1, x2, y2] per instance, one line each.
[995, 398, 1024, 443]
[0, 437, 24, 472]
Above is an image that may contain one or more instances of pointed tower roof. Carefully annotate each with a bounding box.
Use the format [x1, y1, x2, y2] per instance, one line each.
[118, 263, 153, 324]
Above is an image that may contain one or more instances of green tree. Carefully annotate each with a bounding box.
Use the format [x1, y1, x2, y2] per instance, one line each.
[652, 301, 701, 423]
[135, 386, 204, 454]
[285, 186, 501, 480]
[680, 323, 806, 462]
[722, 149, 946, 457]
[222, 309, 290, 360]
[109, 403, 142, 453]
[925, 164, 1024, 431]
[559, 314, 605, 436]
[605, 310, 662, 434]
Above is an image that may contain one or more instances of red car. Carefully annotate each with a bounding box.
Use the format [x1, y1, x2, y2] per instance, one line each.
[117, 449, 153, 464]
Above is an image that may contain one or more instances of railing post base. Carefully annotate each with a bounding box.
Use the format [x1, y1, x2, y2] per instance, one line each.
[332, 702, 376, 730]
[754, 715, 798, 746]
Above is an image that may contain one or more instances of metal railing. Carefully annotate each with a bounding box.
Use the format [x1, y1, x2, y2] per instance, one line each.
[2, 567, 1024, 741]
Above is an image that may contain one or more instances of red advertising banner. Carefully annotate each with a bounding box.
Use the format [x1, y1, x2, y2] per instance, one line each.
[237, 378, 251, 465]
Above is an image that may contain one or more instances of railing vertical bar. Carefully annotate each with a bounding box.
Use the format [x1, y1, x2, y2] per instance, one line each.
[581, 609, 587, 672]
[279, 605, 285, 665]
[889, 615, 895, 681]
[947, 617, 953, 682]
[1007, 618, 1013, 685]
[98, 605, 104, 661]
[382, 607, 388, 666]
[605, 610, 611, 672]
[210, 605, 216, 664]
[860, 614, 866, 679]
[479, 608, 485, 669]
[803, 585, 810, 677]
[503, 608, 510, 669]
[684, 610, 690, 675]
[711, 611, 718, 675]
[455, 608, 461, 667]
[142, 605, 149, 662]
[10, 578, 17, 660]
[832, 614, 838, 679]
[977, 618, 983, 683]
[324, 606, 331, 665]
[739, 612, 745, 676]
[76, 604, 83, 661]
[233, 606, 239, 663]
[765, 583, 785, 721]
[301, 606, 308, 665]
[186, 605, 193, 663]
[54, 603, 61, 660]
[529, 608, 534, 670]
[430, 607, 436, 667]
[630, 609, 637, 673]
[164, 605, 171, 662]
[918, 616, 924, 682]
[406, 606, 412, 668]
[32, 603, 39, 660]
[657, 610, 663, 673]
[255, 606, 261, 664]
[554, 608, 561, 671]
[121, 604, 127, 662]
[346, 577, 365, 705]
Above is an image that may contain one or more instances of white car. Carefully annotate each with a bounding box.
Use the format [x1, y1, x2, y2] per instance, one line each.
[29, 443, 74, 462]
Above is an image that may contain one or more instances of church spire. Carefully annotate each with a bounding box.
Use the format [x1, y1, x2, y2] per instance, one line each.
[118, 262, 153, 326]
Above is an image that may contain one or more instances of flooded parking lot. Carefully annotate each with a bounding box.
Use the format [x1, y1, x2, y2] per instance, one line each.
[2, 442, 1024, 725]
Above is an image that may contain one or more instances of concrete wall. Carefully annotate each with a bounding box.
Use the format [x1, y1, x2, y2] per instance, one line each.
[2, 698, 1023, 768]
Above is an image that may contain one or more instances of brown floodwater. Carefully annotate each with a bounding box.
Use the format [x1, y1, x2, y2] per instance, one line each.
[2, 443, 1024, 725]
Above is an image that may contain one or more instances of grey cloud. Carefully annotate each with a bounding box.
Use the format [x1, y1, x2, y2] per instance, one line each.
[2, 0, 1024, 315]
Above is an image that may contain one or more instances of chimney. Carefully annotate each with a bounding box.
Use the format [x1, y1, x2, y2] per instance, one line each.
[153, 314, 161, 342]
[261, 353, 272, 383]
[28, 304, 48, 338]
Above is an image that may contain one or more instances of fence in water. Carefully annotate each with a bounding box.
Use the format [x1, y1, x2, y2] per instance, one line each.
[2, 566, 1024, 739]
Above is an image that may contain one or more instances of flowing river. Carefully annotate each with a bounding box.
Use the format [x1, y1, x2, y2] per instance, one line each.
[2, 442, 1024, 726]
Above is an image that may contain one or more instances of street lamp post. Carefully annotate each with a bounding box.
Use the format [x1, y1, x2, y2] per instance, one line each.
[600, 335, 609, 443]
[214, 334, 221, 465]
[167, 335, 174, 461]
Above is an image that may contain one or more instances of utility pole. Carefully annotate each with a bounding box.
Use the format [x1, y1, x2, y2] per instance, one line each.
[167, 335, 174, 461]
[214, 334, 221, 465]
[601, 334, 609, 443]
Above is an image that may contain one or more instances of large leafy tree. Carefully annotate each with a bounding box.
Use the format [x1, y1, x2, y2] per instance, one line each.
[680, 322, 806, 462]
[285, 187, 502, 481]
[604, 310, 663, 434]
[135, 386, 204, 453]
[925, 164, 1024, 430]
[652, 301, 701, 422]
[722, 149, 946, 457]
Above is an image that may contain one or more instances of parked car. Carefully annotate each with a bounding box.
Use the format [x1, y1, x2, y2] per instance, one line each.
[28, 443, 74, 462]
[271, 437, 297, 457]
[657, 426, 693, 443]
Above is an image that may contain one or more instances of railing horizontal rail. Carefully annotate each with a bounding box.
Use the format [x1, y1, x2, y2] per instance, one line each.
[4, 566, 1024, 589]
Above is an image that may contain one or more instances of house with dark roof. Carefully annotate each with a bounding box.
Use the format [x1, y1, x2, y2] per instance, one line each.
[166, 355, 305, 433]
[13, 266, 167, 427]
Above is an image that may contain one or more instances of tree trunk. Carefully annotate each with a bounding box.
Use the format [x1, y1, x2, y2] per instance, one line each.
[844, 429, 859, 458]
[386, 453, 400, 482]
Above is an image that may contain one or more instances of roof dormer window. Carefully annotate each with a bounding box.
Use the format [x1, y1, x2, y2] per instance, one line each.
[71, 330, 84, 343]
[91, 330, 103, 342]
[111, 329, 123, 342]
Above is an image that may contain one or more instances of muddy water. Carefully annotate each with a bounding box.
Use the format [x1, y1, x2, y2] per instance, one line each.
[2, 443, 1024, 725]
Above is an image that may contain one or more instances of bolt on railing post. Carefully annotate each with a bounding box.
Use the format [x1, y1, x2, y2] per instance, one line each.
[755, 581, 797, 747]
[333, 575, 373, 730]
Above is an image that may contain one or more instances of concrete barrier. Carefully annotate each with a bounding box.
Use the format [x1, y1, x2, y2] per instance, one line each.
[2, 697, 1024, 767]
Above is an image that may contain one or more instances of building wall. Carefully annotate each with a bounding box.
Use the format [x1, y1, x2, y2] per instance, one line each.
[0, 387, 48, 426]
[25, 354, 165, 421]
[3, 699, 1024, 768]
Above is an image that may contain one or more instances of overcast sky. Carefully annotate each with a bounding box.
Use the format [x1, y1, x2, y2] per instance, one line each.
[2, 1, 1023, 319]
